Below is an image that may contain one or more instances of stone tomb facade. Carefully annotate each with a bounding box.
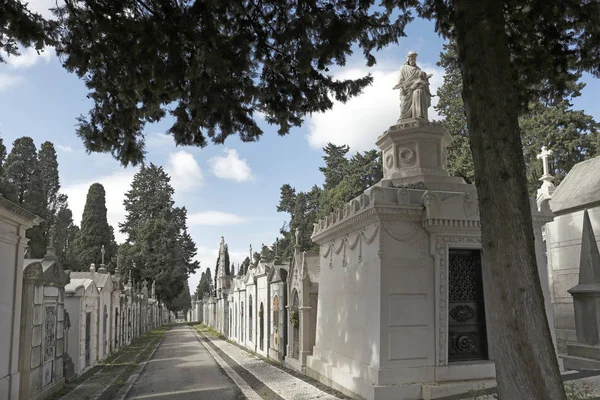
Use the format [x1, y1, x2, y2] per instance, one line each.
[305, 119, 555, 400]
[285, 243, 319, 372]
[71, 263, 115, 362]
[542, 155, 600, 354]
[20, 248, 70, 400]
[64, 278, 100, 376]
[268, 258, 288, 362]
[0, 198, 42, 400]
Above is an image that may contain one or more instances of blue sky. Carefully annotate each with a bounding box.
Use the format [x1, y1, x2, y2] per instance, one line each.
[2, 1, 600, 293]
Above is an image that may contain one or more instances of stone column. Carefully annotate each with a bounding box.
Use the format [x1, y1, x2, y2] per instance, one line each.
[299, 306, 312, 365]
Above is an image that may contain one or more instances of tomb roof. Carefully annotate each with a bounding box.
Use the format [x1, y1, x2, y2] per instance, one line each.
[65, 278, 96, 294]
[551, 155, 600, 214]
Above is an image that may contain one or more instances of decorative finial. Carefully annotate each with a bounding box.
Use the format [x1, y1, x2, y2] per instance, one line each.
[295, 228, 300, 247]
[101, 244, 105, 265]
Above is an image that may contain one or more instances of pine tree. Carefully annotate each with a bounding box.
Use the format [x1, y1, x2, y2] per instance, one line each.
[319, 143, 350, 190]
[4, 137, 45, 257]
[120, 164, 199, 305]
[72, 183, 116, 270]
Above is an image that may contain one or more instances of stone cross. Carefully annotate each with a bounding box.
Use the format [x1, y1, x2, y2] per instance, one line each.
[101, 245, 105, 265]
[537, 146, 553, 176]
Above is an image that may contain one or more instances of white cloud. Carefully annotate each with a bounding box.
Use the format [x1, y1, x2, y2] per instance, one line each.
[25, 0, 63, 20]
[146, 133, 175, 149]
[167, 150, 203, 192]
[187, 211, 246, 226]
[7, 46, 54, 69]
[0, 74, 25, 92]
[306, 65, 444, 153]
[62, 169, 138, 243]
[208, 148, 254, 182]
[56, 144, 73, 153]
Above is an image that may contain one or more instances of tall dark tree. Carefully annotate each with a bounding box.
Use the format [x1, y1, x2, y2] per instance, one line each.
[171, 281, 192, 314]
[196, 267, 213, 297]
[53, 195, 79, 270]
[239, 257, 250, 276]
[120, 164, 199, 306]
[72, 183, 116, 270]
[38, 141, 62, 241]
[0, 135, 16, 201]
[437, 42, 599, 194]
[4, 137, 45, 257]
[319, 143, 350, 190]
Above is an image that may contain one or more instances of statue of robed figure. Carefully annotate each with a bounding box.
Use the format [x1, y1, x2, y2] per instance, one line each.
[393, 51, 434, 120]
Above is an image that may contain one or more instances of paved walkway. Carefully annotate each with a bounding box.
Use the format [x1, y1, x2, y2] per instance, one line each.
[112, 324, 600, 400]
[193, 326, 344, 400]
[123, 325, 243, 399]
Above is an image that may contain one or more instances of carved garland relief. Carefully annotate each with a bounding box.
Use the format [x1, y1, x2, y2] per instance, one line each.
[321, 224, 379, 269]
[435, 235, 481, 366]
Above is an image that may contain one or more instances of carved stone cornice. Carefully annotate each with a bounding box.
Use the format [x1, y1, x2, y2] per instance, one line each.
[311, 204, 423, 244]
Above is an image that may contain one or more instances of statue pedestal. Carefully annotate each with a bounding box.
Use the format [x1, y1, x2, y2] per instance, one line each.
[376, 118, 464, 186]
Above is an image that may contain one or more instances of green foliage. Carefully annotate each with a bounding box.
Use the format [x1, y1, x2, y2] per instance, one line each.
[290, 310, 299, 329]
[72, 183, 117, 270]
[563, 382, 592, 400]
[170, 281, 192, 314]
[1, 0, 57, 64]
[436, 41, 599, 194]
[195, 268, 213, 299]
[239, 257, 250, 276]
[275, 143, 381, 258]
[120, 164, 199, 306]
[53, 195, 79, 270]
[38, 142, 61, 240]
[319, 143, 350, 190]
[0, 135, 16, 201]
[54, 1, 410, 166]
[4, 137, 45, 257]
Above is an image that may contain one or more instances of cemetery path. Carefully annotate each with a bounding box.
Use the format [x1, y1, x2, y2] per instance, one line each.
[123, 324, 245, 400]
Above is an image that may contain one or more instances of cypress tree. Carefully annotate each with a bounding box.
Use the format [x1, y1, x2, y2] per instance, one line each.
[72, 183, 116, 270]
[4, 137, 45, 257]
[38, 142, 61, 238]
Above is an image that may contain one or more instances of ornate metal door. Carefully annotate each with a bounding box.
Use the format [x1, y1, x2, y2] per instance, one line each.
[85, 312, 91, 366]
[448, 249, 488, 362]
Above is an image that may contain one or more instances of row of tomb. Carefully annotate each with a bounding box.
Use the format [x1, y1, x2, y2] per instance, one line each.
[1, 198, 172, 400]
[193, 120, 600, 399]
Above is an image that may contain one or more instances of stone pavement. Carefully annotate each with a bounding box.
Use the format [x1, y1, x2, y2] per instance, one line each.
[192, 324, 347, 400]
[122, 324, 244, 399]
[194, 323, 600, 400]
[51, 325, 171, 400]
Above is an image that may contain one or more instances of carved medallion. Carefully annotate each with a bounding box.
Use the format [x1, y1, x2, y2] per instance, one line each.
[449, 305, 476, 322]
